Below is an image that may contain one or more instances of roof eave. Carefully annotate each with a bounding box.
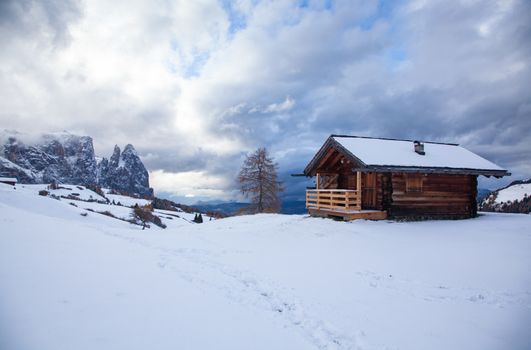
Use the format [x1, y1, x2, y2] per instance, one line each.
[303, 135, 368, 176]
[352, 165, 510, 177]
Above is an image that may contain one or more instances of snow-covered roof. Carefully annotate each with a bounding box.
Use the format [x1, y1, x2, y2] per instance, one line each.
[333, 136, 503, 170]
[0, 177, 17, 183]
[304, 135, 509, 177]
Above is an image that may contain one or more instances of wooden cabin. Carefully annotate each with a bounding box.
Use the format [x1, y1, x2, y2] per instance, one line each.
[0, 177, 17, 186]
[303, 135, 509, 220]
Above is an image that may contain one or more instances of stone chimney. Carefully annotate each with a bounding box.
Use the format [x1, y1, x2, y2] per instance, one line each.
[414, 140, 425, 155]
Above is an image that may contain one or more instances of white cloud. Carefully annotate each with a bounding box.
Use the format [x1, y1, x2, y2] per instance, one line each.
[264, 96, 295, 113]
[150, 169, 233, 199]
[0, 0, 529, 200]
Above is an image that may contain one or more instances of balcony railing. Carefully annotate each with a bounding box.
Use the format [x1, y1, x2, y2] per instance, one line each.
[306, 189, 361, 212]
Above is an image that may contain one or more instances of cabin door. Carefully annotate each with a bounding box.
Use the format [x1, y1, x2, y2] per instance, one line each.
[362, 172, 377, 209]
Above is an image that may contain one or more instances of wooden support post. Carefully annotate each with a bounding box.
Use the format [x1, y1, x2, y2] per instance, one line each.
[345, 190, 349, 210]
[357, 171, 362, 209]
[316, 173, 320, 209]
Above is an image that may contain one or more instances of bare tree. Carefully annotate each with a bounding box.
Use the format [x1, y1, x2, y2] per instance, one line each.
[238, 147, 282, 213]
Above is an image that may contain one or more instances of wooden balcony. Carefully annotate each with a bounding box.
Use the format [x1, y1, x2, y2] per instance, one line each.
[305, 189, 387, 221]
[306, 189, 361, 211]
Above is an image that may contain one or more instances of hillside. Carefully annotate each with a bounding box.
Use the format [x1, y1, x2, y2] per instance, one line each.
[480, 179, 531, 214]
[1, 182, 530, 350]
[0, 183, 209, 230]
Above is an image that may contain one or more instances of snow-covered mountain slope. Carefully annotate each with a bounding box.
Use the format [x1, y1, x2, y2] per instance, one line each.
[0, 130, 152, 197]
[21, 184, 107, 201]
[1, 183, 530, 350]
[494, 182, 531, 203]
[6, 183, 207, 228]
[480, 179, 531, 214]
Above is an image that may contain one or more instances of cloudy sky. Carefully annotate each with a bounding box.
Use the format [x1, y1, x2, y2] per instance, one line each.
[0, 0, 530, 203]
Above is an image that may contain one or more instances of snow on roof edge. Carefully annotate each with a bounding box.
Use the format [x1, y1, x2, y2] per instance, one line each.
[0, 177, 18, 182]
[331, 135, 507, 172]
[331, 134, 459, 146]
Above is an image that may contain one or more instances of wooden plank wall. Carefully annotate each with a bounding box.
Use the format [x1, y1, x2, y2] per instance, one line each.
[381, 173, 393, 211]
[313, 145, 480, 219]
[388, 173, 478, 219]
[338, 171, 389, 211]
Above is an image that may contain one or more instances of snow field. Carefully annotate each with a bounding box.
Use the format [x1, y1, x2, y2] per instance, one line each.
[7, 183, 208, 228]
[0, 183, 530, 350]
[17, 183, 107, 201]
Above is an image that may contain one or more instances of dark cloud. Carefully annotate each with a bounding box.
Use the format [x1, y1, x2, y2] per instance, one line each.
[213, 0, 531, 194]
[0, 0, 81, 46]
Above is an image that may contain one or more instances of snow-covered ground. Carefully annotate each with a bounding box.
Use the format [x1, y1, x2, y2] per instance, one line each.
[18, 183, 107, 201]
[0, 183, 530, 350]
[7, 183, 209, 225]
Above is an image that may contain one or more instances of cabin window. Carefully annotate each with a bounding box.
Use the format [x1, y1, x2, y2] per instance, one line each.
[405, 174, 423, 193]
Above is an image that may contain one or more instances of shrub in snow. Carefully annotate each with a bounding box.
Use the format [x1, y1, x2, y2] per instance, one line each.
[64, 194, 80, 201]
[38, 190, 49, 196]
[131, 205, 165, 229]
[85, 184, 106, 198]
[151, 215, 167, 229]
[152, 197, 177, 211]
[132, 207, 151, 229]
[99, 210, 116, 218]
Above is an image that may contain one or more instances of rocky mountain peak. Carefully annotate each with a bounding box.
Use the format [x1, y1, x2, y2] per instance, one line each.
[97, 143, 152, 197]
[121, 144, 143, 168]
[123, 144, 136, 154]
[109, 145, 121, 168]
[0, 130, 153, 198]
